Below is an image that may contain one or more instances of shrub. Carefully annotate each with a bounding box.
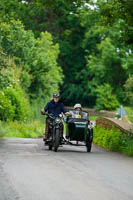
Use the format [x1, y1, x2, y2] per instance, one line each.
[95, 84, 120, 111]
[94, 126, 133, 157]
[0, 65, 32, 122]
[4, 87, 32, 121]
[0, 91, 15, 121]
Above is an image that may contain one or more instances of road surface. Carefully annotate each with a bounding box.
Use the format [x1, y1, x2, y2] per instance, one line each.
[0, 138, 133, 200]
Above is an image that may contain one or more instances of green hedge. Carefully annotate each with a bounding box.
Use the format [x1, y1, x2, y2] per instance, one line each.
[0, 87, 32, 121]
[94, 126, 133, 157]
[4, 87, 32, 121]
[0, 91, 15, 121]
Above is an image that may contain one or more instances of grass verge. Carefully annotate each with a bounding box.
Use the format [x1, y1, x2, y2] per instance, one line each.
[94, 126, 133, 157]
[0, 120, 44, 138]
[89, 116, 98, 121]
[125, 106, 133, 123]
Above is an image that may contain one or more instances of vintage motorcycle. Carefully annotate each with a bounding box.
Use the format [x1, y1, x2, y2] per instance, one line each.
[44, 110, 93, 153]
[44, 113, 64, 152]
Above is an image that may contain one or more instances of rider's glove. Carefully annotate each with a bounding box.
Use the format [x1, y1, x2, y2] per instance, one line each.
[41, 109, 45, 115]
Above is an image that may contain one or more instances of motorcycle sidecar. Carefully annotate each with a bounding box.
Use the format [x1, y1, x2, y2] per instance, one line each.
[65, 110, 93, 152]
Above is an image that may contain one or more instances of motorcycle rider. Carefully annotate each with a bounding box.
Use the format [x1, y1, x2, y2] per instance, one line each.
[41, 92, 71, 143]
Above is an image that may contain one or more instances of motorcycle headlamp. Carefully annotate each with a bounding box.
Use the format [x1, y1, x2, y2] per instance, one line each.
[55, 118, 60, 123]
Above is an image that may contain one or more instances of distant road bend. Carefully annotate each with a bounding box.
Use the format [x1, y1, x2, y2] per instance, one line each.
[0, 138, 133, 200]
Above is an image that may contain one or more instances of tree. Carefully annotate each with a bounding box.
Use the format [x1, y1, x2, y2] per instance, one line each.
[96, 0, 133, 45]
[95, 84, 120, 111]
[0, 0, 91, 106]
[124, 76, 133, 106]
[1, 0, 133, 108]
[82, 16, 133, 105]
[0, 51, 31, 121]
[0, 20, 62, 103]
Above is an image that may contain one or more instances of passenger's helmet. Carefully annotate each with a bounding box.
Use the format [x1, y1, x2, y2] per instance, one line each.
[53, 92, 60, 98]
[74, 103, 82, 109]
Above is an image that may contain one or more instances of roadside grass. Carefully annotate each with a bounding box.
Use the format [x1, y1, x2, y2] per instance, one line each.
[94, 126, 133, 157]
[0, 120, 44, 138]
[89, 116, 98, 121]
[125, 106, 133, 124]
[0, 121, 7, 137]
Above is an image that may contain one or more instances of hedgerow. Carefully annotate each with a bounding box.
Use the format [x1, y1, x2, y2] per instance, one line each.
[94, 126, 133, 157]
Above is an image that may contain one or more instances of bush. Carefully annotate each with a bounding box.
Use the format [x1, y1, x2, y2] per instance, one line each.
[0, 87, 32, 122]
[95, 84, 120, 111]
[0, 91, 15, 121]
[4, 87, 32, 121]
[94, 126, 133, 157]
[0, 64, 32, 122]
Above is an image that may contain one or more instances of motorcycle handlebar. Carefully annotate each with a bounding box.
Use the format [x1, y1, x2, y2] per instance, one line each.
[44, 113, 54, 119]
[44, 113, 63, 119]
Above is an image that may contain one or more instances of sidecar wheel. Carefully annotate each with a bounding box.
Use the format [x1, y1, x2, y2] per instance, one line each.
[49, 144, 53, 150]
[86, 142, 92, 152]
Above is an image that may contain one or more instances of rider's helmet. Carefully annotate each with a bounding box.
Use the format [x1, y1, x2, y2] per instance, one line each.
[53, 92, 60, 98]
[74, 103, 82, 110]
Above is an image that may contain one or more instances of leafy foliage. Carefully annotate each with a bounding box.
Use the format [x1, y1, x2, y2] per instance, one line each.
[0, 20, 62, 103]
[95, 84, 120, 111]
[0, 1, 91, 106]
[85, 19, 133, 103]
[94, 126, 133, 157]
[96, 0, 133, 44]
[0, 0, 133, 111]
[0, 91, 15, 121]
[1, 0, 133, 141]
[124, 76, 133, 106]
[4, 87, 31, 121]
[0, 64, 31, 121]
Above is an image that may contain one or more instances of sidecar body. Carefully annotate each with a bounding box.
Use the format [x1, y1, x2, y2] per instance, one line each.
[64, 110, 93, 152]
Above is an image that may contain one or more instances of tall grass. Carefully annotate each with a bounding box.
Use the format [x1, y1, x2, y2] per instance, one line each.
[0, 99, 46, 138]
[0, 120, 44, 138]
[0, 121, 7, 137]
[31, 100, 45, 122]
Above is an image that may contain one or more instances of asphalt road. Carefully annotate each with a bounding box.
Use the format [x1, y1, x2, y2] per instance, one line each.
[0, 138, 133, 200]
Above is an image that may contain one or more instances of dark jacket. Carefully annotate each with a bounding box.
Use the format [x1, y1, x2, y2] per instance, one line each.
[44, 100, 66, 117]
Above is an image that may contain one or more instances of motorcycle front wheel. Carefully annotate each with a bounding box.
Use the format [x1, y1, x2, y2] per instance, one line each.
[54, 129, 60, 152]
